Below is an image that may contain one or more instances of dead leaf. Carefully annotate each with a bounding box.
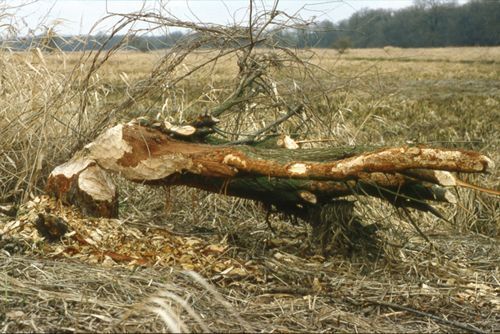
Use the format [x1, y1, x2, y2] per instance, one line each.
[203, 244, 227, 254]
[6, 310, 25, 320]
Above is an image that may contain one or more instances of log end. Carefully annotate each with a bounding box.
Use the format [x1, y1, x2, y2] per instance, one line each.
[277, 135, 299, 150]
[46, 159, 118, 218]
[299, 191, 317, 204]
[433, 171, 457, 186]
[443, 189, 457, 204]
[483, 155, 495, 172]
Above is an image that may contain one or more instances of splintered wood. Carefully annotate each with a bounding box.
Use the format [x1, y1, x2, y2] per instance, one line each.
[2, 195, 258, 277]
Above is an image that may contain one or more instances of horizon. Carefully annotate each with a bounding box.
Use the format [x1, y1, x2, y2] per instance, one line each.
[6, 0, 469, 37]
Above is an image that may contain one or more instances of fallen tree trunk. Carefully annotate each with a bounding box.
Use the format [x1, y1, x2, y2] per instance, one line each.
[46, 122, 493, 219]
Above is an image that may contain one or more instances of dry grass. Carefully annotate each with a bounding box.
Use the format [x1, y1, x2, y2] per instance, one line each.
[1, 46, 499, 332]
[335, 46, 500, 62]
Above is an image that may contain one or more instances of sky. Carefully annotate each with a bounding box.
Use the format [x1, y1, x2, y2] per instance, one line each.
[4, 0, 466, 36]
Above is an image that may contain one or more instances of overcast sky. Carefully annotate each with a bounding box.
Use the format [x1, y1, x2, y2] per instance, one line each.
[6, 0, 466, 36]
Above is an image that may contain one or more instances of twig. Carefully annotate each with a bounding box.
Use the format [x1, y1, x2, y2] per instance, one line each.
[264, 208, 277, 235]
[362, 299, 487, 334]
[295, 138, 337, 144]
[226, 105, 303, 145]
[263, 287, 314, 295]
[210, 70, 262, 117]
[455, 178, 500, 197]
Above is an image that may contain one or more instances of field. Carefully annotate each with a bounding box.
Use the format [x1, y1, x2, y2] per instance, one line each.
[1, 46, 499, 332]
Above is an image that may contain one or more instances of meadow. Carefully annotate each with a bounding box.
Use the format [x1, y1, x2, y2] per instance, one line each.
[0, 46, 498, 332]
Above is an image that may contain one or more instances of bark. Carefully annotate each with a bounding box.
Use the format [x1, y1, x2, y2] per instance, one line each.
[46, 122, 494, 219]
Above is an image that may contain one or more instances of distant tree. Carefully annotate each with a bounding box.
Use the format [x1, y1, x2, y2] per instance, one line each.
[164, 31, 185, 47]
[315, 20, 336, 48]
[413, 0, 457, 10]
[330, 0, 499, 48]
[127, 36, 150, 52]
[334, 37, 352, 54]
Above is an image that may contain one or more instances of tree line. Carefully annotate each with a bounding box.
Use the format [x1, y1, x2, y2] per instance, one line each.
[274, 0, 500, 49]
[4, 0, 499, 51]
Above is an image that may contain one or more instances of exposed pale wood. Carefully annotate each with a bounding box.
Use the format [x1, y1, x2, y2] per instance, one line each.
[163, 121, 197, 136]
[402, 169, 456, 186]
[298, 191, 317, 204]
[277, 135, 299, 149]
[46, 156, 118, 218]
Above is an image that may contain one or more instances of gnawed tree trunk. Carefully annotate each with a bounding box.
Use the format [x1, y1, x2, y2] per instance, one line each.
[46, 122, 494, 221]
[46, 121, 498, 255]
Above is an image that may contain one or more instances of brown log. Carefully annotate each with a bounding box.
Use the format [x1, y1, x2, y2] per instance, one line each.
[45, 122, 494, 218]
[90, 123, 491, 177]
